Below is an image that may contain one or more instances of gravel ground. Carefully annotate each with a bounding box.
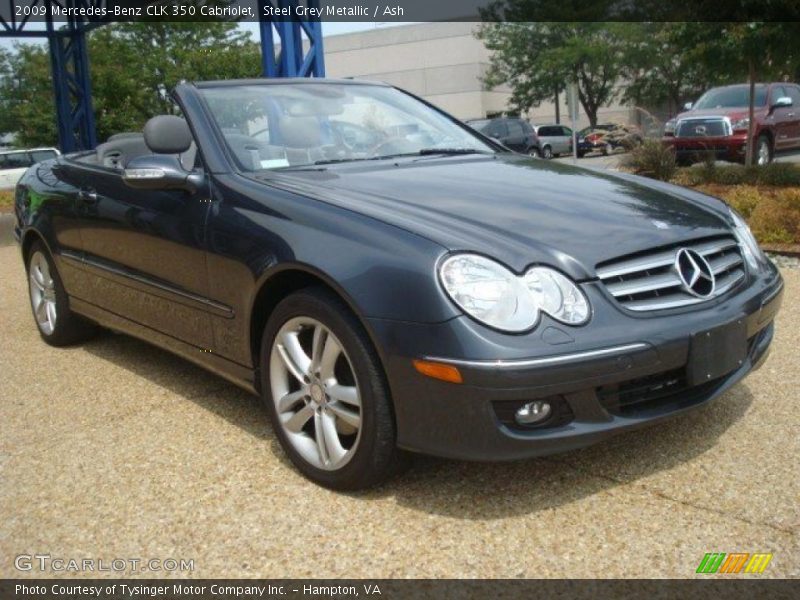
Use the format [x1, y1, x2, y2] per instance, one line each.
[0, 244, 798, 579]
[769, 253, 800, 269]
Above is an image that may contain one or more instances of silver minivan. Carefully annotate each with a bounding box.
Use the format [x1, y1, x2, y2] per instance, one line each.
[533, 124, 573, 159]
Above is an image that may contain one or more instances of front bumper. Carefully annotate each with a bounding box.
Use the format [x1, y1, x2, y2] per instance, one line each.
[663, 134, 748, 162]
[369, 267, 783, 461]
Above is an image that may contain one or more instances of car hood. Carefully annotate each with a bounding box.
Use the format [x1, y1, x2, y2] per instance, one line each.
[259, 155, 732, 279]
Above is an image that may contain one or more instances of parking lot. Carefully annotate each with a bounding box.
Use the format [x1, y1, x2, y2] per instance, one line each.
[0, 224, 798, 578]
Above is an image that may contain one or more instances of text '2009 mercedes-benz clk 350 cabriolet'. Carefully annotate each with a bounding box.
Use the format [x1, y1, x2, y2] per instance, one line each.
[14, 79, 783, 489]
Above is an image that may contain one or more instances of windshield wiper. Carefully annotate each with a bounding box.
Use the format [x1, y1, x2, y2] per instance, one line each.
[307, 148, 491, 167]
[416, 148, 491, 156]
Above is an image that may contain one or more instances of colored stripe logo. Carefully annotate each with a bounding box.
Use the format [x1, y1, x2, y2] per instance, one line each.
[697, 552, 773, 574]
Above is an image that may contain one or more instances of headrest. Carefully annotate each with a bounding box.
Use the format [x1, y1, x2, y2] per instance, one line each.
[279, 117, 322, 149]
[143, 115, 192, 154]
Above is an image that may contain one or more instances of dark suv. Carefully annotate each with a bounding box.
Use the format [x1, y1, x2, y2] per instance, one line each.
[466, 117, 540, 155]
[663, 83, 800, 164]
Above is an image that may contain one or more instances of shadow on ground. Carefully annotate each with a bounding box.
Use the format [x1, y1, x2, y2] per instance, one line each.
[82, 328, 753, 521]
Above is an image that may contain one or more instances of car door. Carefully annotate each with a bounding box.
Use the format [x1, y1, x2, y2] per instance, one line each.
[503, 119, 528, 152]
[487, 120, 509, 146]
[558, 126, 574, 154]
[786, 85, 800, 148]
[770, 85, 793, 151]
[70, 152, 215, 349]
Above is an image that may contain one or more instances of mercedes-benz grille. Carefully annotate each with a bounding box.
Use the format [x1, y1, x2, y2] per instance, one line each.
[596, 237, 745, 311]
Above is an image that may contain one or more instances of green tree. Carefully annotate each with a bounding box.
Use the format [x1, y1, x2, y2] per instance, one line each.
[477, 22, 631, 127]
[620, 23, 737, 116]
[0, 44, 58, 147]
[0, 21, 262, 147]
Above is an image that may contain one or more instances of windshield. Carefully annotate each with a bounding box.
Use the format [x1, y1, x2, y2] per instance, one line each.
[199, 83, 494, 170]
[694, 86, 768, 110]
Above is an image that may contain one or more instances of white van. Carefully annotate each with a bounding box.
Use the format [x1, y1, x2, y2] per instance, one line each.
[0, 148, 60, 189]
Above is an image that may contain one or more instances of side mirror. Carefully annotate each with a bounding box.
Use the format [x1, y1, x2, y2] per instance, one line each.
[771, 96, 792, 110]
[683, 102, 693, 111]
[123, 155, 203, 193]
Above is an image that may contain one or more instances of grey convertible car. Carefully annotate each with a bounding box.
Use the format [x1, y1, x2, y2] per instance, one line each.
[14, 79, 783, 489]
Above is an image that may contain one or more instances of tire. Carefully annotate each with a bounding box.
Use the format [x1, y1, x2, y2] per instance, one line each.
[260, 287, 405, 490]
[541, 145, 553, 159]
[755, 134, 773, 165]
[577, 151, 586, 159]
[527, 147, 540, 158]
[26, 241, 97, 346]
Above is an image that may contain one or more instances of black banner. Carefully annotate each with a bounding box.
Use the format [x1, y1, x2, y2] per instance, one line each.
[2, 579, 800, 600]
[1, 0, 800, 25]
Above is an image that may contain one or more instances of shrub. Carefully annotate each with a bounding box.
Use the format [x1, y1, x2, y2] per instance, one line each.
[748, 189, 800, 244]
[624, 139, 677, 181]
[692, 184, 800, 244]
[673, 162, 800, 187]
[754, 162, 800, 186]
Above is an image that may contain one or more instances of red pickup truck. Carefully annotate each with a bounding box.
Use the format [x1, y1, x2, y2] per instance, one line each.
[663, 83, 800, 165]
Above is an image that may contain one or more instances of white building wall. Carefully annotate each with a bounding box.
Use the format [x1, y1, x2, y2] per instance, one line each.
[322, 22, 636, 128]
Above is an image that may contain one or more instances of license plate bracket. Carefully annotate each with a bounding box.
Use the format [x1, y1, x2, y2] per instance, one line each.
[687, 317, 748, 386]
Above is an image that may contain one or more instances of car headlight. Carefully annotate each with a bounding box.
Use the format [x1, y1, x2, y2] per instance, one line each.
[730, 209, 766, 271]
[664, 119, 676, 135]
[438, 254, 590, 332]
[730, 117, 750, 131]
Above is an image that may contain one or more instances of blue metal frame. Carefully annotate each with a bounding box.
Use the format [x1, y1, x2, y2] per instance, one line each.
[258, 0, 325, 78]
[1, 0, 326, 153]
[1, 0, 103, 152]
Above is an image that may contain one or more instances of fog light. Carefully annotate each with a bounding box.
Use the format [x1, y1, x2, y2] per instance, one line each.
[515, 401, 552, 425]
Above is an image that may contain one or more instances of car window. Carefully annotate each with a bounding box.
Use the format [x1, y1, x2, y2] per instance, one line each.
[506, 120, 524, 137]
[489, 121, 507, 137]
[29, 150, 58, 163]
[788, 86, 800, 106]
[467, 119, 491, 134]
[772, 86, 787, 102]
[538, 126, 553, 136]
[0, 152, 32, 170]
[560, 127, 572, 136]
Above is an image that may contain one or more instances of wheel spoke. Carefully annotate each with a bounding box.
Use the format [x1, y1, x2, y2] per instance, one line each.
[277, 332, 311, 383]
[277, 389, 306, 413]
[34, 298, 47, 322]
[328, 402, 361, 429]
[45, 301, 56, 326]
[309, 325, 326, 373]
[283, 403, 315, 434]
[327, 384, 360, 407]
[318, 335, 341, 380]
[33, 263, 46, 287]
[318, 410, 346, 464]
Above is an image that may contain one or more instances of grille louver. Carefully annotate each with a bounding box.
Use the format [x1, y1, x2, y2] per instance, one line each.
[596, 237, 745, 311]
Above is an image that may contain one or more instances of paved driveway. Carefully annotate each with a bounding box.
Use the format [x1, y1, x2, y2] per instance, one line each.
[0, 243, 798, 578]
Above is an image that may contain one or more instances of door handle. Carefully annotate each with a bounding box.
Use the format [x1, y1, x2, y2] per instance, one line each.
[78, 190, 98, 204]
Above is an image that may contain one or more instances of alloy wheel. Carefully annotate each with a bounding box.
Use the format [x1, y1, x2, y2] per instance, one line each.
[269, 317, 362, 471]
[757, 139, 771, 165]
[29, 251, 57, 335]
